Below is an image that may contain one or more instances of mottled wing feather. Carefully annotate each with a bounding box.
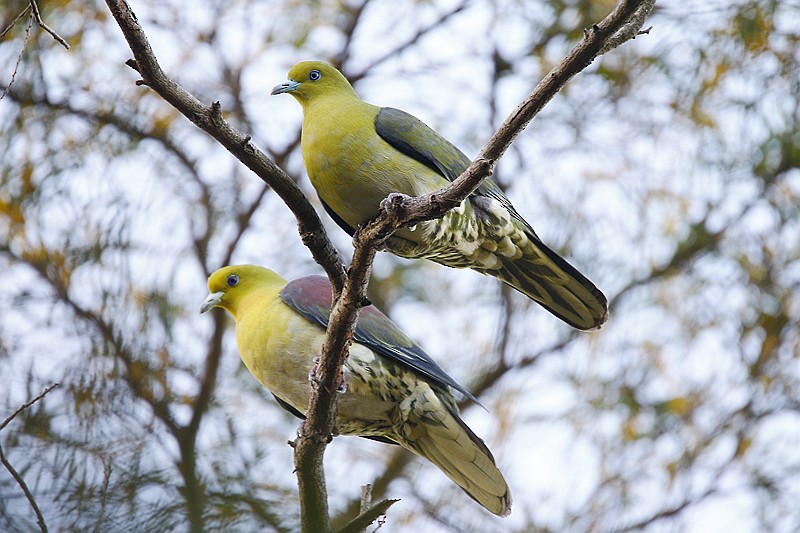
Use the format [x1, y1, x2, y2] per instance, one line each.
[375, 107, 609, 330]
[271, 392, 399, 445]
[280, 276, 479, 404]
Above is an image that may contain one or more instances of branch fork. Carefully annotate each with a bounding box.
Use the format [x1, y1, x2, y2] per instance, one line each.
[102, 0, 656, 530]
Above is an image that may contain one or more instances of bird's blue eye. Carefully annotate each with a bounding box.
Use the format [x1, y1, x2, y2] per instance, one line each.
[226, 274, 239, 287]
[308, 69, 321, 81]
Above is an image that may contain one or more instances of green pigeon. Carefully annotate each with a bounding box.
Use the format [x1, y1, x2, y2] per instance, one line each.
[201, 265, 512, 515]
[272, 61, 608, 330]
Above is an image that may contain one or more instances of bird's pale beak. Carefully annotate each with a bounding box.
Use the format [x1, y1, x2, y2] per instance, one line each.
[200, 291, 225, 314]
[271, 80, 300, 95]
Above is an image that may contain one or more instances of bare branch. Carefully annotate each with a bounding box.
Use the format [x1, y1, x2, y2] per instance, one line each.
[359, 483, 372, 514]
[0, 382, 60, 432]
[332, 451, 413, 529]
[0, 13, 33, 102]
[0, 382, 60, 533]
[333, 498, 398, 533]
[599, 0, 656, 54]
[102, 1, 654, 531]
[103, 0, 346, 293]
[0, 4, 31, 41]
[0, 444, 48, 533]
[29, 0, 70, 49]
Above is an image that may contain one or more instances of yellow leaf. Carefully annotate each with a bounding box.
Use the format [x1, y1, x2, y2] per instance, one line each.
[622, 419, 639, 441]
[734, 436, 752, 458]
[665, 396, 692, 416]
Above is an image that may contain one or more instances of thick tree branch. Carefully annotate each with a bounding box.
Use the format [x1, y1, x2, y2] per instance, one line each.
[103, 0, 346, 294]
[104, 1, 653, 531]
[357, 0, 655, 239]
[295, 1, 653, 531]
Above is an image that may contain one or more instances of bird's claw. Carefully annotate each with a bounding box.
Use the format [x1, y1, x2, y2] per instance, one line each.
[308, 356, 348, 393]
[380, 192, 411, 214]
[308, 357, 321, 385]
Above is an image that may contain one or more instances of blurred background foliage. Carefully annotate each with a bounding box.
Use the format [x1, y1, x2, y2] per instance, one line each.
[1, 0, 798, 531]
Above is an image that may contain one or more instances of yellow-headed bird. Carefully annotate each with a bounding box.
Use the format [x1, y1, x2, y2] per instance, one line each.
[201, 265, 511, 516]
[271, 61, 608, 330]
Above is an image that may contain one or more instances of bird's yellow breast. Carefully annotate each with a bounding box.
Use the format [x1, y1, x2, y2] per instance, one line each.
[234, 288, 311, 398]
[301, 96, 446, 229]
[233, 285, 397, 427]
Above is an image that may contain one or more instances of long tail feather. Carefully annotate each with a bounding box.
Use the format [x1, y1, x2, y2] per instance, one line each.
[491, 236, 608, 330]
[399, 396, 512, 516]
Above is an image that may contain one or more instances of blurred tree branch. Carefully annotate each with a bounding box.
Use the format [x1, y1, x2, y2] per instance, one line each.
[0, 0, 70, 101]
[1, 0, 798, 530]
[103, 0, 654, 531]
[0, 1, 70, 50]
[0, 239, 215, 531]
[0, 382, 60, 533]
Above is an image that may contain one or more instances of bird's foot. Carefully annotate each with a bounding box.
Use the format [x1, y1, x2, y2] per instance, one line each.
[295, 421, 334, 443]
[308, 357, 321, 386]
[380, 192, 412, 214]
[308, 357, 348, 393]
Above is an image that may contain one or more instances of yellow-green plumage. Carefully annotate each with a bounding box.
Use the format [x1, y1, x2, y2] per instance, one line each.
[272, 61, 609, 330]
[201, 265, 511, 516]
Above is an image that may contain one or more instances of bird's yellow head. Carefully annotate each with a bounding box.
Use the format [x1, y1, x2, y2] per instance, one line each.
[270, 61, 357, 105]
[200, 265, 286, 317]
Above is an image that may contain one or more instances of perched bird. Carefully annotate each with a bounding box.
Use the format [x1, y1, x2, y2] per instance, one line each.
[271, 61, 608, 330]
[200, 264, 511, 516]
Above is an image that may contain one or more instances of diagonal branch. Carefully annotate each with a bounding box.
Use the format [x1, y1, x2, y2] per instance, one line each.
[295, 1, 655, 531]
[103, 1, 654, 531]
[333, 498, 398, 533]
[103, 0, 346, 294]
[29, 0, 70, 49]
[0, 4, 31, 42]
[0, 382, 61, 432]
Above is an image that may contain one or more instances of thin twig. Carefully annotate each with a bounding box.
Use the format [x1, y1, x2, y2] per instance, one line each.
[0, 14, 33, 102]
[333, 499, 399, 533]
[359, 484, 372, 515]
[91, 457, 113, 533]
[0, 4, 32, 41]
[29, 0, 70, 49]
[103, 0, 346, 294]
[0, 444, 49, 533]
[102, 1, 654, 531]
[0, 382, 60, 432]
[0, 382, 60, 533]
